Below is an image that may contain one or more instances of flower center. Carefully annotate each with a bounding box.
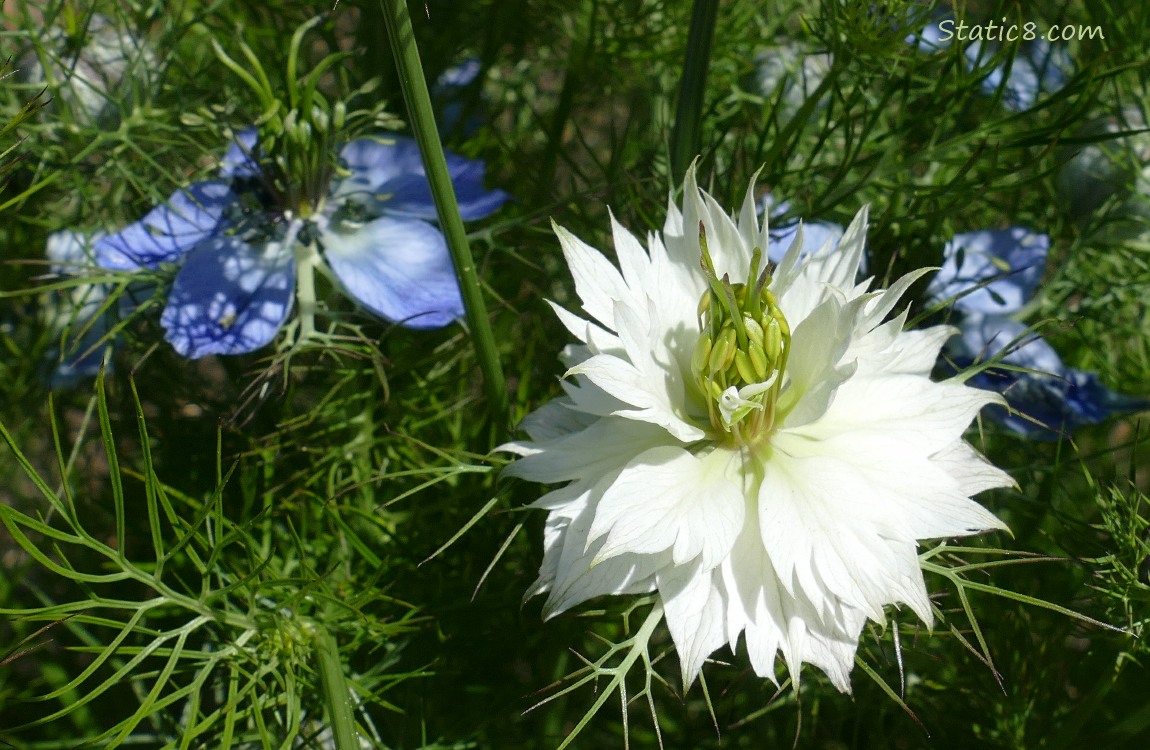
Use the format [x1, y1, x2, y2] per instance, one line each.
[690, 230, 790, 445]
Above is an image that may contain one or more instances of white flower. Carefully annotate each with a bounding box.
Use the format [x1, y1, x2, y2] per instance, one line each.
[503, 167, 1014, 692]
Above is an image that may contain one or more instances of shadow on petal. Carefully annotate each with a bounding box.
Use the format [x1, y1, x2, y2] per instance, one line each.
[160, 235, 295, 358]
[334, 136, 509, 221]
[95, 181, 236, 270]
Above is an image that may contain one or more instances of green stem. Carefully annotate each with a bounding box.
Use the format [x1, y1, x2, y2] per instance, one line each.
[670, 0, 720, 181]
[378, 0, 509, 435]
[294, 235, 319, 342]
[313, 622, 360, 749]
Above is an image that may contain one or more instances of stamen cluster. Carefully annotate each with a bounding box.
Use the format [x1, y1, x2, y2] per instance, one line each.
[692, 236, 790, 443]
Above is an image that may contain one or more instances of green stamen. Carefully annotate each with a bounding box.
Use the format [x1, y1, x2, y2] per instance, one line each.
[691, 228, 790, 444]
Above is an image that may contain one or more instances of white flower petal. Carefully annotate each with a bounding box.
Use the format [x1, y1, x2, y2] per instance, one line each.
[532, 479, 667, 616]
[547, 301, 624, 356]
[590, 446, 745, 569]
[566, 353, 705, 442]
[503, 417, 668, 484]
[657, 562, 729, 687]
[553, 222, 630, 331]
[777, 294, 858, 427]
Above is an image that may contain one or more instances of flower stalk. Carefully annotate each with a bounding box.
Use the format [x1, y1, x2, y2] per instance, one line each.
[379, 0, 509, 433]
[294, 232, 319, 341]
[670, 0, 720, 180]
[312, 621, 360, 750]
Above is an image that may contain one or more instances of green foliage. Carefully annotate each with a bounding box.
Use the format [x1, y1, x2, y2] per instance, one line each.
[1, 0, 1149, 748]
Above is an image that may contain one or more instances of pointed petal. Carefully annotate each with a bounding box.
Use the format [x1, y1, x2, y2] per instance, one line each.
[658, 562, 728, 687]
[502, 417, 668, 484]
[531, 481, 666, 616]
[566, 353, 706, 441]
[553, 222, 631, 331]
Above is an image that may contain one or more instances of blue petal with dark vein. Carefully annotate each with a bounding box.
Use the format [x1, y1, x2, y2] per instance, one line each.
[965, 364, 1150, 439]
[333, 136, 508, 221]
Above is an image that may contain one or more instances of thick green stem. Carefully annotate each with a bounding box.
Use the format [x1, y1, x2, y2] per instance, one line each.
[670, 0, 720, 181]
[378, 0, 509, 435]
[313, 622, 360, 750]
[294, 237, 319, 342]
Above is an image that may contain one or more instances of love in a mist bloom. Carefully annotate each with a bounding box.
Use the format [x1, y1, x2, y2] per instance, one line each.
[948, 315, 1150, 438]
[928, 230, 1150, 438]
[504, 168, 1013, 690]
[95, 131, 508, 358]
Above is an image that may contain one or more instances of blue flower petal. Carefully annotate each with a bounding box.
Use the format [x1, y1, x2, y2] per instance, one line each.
[432, 58, 485, 137]
[333, 137, 432, 207]
[926, 227, 1049, 314]
[95, 181, 235, 270]
[767, 221, 845, 264]
[969, 366, 1150, 439]
[381, 169, 510, 221]
[45, 230, 115, 386]
[334, 136, 508, 221]
[320, 216, 464, 329]
[160, 234, 295, 358]
[950, 315, 1150, 438]
[47, 228, 100, 269]
[951, 314, 1063, 373]
[437, 58, 481, 88]
[219, 127, 261, 180]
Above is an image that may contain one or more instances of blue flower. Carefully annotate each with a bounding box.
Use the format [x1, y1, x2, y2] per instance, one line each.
[964, 39, 1072, 112]
[929, 227, 1147, 437]
[759, 196, 846, 265]
[925, 227, 1049, 315]
[432, 58, 485, 138]
[95, 133, 508, 358]
[948, 315, 1150, 439]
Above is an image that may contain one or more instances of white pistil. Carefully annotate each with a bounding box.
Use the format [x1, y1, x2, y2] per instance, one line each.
[287, 217, 318, 342]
